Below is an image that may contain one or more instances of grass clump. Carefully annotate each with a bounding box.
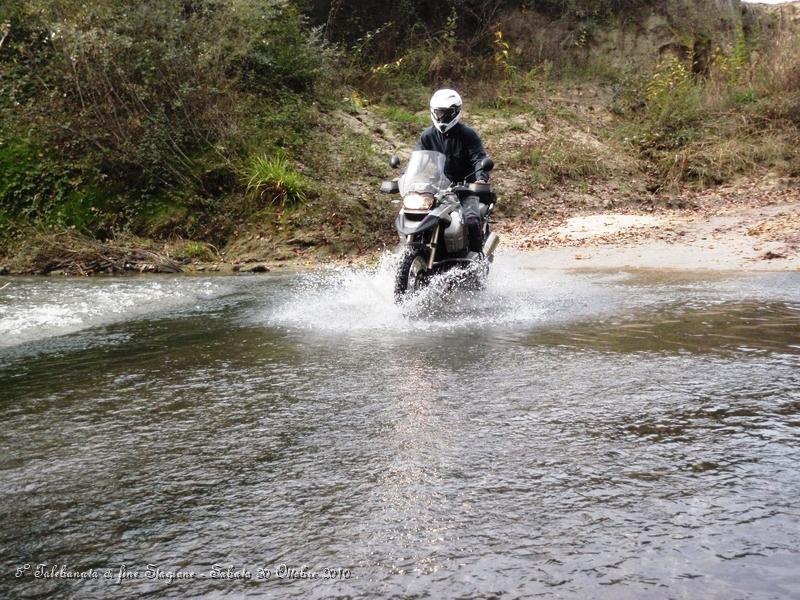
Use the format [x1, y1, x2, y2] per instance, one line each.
[670, 132, 797, 186]
[515, 136, 611, 186]
[246, 155, 308, 206]
[173, 240, 216, 262]
[376, 105, 428, 136]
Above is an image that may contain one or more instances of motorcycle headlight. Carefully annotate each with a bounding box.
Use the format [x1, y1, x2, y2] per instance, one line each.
[403, 193, 434, 211]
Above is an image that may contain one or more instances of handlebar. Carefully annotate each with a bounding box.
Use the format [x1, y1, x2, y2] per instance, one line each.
[448, 182, 493, 194]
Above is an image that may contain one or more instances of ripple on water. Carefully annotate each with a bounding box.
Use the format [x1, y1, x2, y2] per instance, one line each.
[2, 267, 800, 599]
[0, 277, 228, 349]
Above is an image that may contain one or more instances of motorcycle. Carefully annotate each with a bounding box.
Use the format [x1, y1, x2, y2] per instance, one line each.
[380, 150, 500, 301]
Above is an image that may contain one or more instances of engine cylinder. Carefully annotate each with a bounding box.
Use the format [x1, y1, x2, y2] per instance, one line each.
[443, 211, 466, 253]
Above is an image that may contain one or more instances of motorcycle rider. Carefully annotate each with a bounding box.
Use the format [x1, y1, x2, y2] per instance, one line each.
[415, 89, 489, 254]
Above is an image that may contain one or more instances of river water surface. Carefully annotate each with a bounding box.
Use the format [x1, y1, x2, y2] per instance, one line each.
[1, 254, 799, 599]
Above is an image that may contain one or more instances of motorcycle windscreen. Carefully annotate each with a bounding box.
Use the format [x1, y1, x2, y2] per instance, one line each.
[399, 150, 450, 197]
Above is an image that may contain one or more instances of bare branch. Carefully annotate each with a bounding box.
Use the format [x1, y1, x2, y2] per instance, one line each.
[326, 0, 344, 42]
[0, 22, 10, 50]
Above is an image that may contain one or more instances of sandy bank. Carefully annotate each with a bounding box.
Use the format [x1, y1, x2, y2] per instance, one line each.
[497, 199, 800, 272]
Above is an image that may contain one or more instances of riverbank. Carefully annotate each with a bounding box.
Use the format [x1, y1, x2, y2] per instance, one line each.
[497, 174, 800, 272]
[3, 183, 796, 276]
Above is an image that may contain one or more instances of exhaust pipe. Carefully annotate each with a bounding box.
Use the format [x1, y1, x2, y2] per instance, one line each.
[483, 232, 500, 257]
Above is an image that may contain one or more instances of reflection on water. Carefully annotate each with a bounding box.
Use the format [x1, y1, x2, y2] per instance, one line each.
[1, 258, 799, 599]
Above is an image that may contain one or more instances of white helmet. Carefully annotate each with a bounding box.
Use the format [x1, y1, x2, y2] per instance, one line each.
[429, 89, 462, 133]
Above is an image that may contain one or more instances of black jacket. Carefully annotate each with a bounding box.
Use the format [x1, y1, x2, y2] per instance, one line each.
[415, 123, 488, 183]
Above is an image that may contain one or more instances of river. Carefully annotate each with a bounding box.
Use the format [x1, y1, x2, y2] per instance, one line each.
[1, 254, 799, 599]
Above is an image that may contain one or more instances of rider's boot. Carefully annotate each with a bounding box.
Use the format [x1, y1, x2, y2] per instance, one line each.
[467, 221, 484, 255]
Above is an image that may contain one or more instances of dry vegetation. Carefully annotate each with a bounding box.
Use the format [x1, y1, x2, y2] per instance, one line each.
[5, 231, 184, 276]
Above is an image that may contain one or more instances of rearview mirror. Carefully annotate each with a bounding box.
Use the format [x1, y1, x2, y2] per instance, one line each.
[481, 157, 495, 172]
[389, 155, 400, 169]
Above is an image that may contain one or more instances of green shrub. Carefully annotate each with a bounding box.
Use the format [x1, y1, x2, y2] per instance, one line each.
[754, 32, 800, 127]
[0, 136, 109, 231]
[0, 138, 41, 214]
[50, 189, 104, 231]
[628, 28, 800, 187]
[0, 0, 336, 235]
[0, 207, 11, 243]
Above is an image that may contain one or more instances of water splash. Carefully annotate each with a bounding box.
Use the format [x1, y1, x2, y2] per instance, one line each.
[0, 278, 226, 348]
[264, 252, 600, 334]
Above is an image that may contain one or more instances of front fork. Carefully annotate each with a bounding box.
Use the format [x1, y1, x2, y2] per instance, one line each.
[404, 223, 441, 270]
[427, 224, 440, 269]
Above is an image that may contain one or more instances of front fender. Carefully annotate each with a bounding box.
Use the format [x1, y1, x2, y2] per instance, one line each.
[395, 209, 452, 237]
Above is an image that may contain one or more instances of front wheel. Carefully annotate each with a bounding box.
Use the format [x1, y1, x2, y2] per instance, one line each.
[394, 247, 429, 301]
